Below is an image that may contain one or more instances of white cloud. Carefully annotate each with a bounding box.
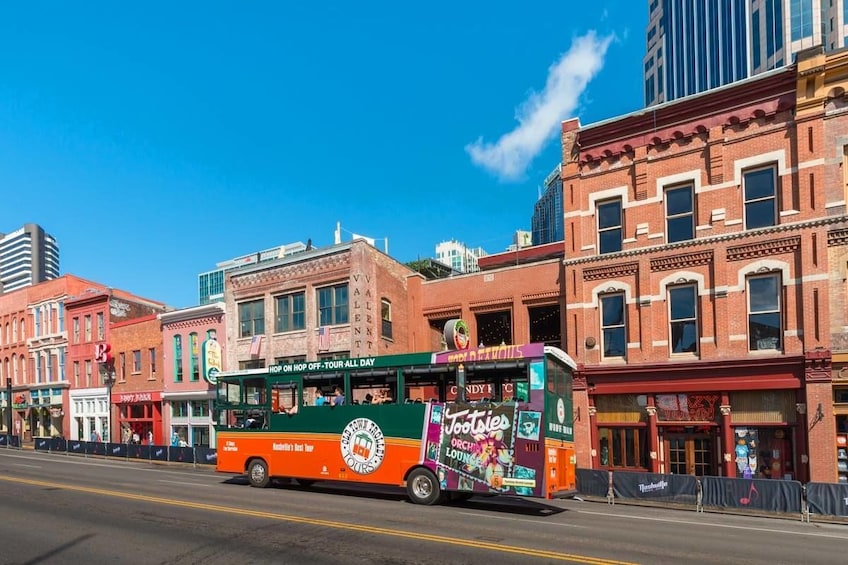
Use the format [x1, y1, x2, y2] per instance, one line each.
[466, 31, 613, 181]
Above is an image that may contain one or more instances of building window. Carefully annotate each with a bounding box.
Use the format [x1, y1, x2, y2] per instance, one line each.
[318, 284, 349, 326]
[46, 352, 54, 382]
[97, 312, 105, 340]
[174, 335, 183, 382]
[275, 355, 307, 365]
[597, 427, 649, 469]
[190, 333, 199, 381]
[84, 315, 92, 342]
[666, 185, 694, 242]
[743, 167, 777, 229]
[381, 298, 393, 339]
[119, 352, 126, 381]
[748, 274, 781, 351]
[238, 299, 265, 338]
[172, 401, 189, 418]
[669, 285, 698, 354]
[58, 302, 64, 332]
[85, 360, 92, 387]
[58, 347, 65, 381]
[598, 199, 623, 254]
[149, 348, 156, 374]
[191, 400, 209, 418]
[73, 317, 80, 343]
[275, 292, 305, 333]
[600, 293, 626, 359]
[34, 308, 41, 337]
[132, 350, 141, 373]
[73, 361, 80, 388]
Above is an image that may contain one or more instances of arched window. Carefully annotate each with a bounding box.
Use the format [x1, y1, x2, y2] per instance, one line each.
[12, 318, 17, 342]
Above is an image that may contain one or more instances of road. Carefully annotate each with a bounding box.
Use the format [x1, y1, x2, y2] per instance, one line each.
[0, 449, 844, 564]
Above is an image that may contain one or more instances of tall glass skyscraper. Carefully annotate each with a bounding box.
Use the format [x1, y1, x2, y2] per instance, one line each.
[644, 0, 846, 106]
[0, 223, 60, 293]
[531, 164, 564, 246]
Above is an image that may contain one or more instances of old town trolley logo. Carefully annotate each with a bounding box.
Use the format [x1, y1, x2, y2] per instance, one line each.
[340, 418, 386, 475]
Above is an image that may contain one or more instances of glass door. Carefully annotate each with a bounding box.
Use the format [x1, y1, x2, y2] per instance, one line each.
[665, 434, 713, 476]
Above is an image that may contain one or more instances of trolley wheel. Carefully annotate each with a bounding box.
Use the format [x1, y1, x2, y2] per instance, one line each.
[247, 459, 270, 488]
[406, 467, 444, 505]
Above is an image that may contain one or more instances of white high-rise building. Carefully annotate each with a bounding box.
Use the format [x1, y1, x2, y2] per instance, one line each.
[644, 0, 846, 106]
[434, 240, 487, 274]
[0, 223, 60, 293]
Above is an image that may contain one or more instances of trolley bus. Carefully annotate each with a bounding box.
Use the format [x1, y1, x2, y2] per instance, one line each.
[214, 342, 576, 504]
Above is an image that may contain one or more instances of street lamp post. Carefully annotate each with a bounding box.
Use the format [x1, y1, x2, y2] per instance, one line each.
[5, 377, 11, 446]
[100, 360, 116, 443]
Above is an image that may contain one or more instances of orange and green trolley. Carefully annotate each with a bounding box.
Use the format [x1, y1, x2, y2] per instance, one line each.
[214, 342, 577, 505]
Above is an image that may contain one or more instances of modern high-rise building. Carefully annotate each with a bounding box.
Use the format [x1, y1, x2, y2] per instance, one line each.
[531, 164, 564, 246]
[0, 223, 60, 293]
[198, 241, 307, 305]
[434, 240, 487, 274]
[644, 0, 846, 106]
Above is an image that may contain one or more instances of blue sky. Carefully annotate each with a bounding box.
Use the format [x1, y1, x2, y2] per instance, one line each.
[0, 2, 647, 309]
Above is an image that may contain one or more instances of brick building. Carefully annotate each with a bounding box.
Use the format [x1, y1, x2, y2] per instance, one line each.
[65, 288, 165, 442]
[110, 314, 165, 445]
[0, 275, 107, 441]
[560, 54, 845, 482]
[225, 240, 415, 403]
[407, 242, 565, 352]
[805, 47, 848, 484]
[159, 302, 226, 448]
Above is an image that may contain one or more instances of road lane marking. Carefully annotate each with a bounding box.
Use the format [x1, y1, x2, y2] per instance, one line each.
[12, 463, 41, 469]
[575, 509, 848, 540]
[0, 474, 634, 565]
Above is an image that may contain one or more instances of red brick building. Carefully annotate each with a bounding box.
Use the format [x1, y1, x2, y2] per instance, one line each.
[407, 242, 565, 352]
[65, 288, 165, 442]
[225, 240, 416, 402]
[561, 55, 844, 482]
[1, 275, 108, 441]
[159, 302, 226, 448]
[110, 314, 165, 445]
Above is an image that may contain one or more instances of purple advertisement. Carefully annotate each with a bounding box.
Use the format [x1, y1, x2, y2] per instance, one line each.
[423, 401, 543, 497]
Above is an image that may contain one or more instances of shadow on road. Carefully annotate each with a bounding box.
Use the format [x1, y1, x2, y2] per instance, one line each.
[219, 474, 564, 517]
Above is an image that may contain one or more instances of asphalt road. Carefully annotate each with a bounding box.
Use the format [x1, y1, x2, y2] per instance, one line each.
[0, 449, 845, 564]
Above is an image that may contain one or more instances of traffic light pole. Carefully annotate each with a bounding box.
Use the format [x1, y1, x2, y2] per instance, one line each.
[5, 378, 11, 446]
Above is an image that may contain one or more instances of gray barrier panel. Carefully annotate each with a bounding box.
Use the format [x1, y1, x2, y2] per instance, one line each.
[576, 468, 610, 497]
[34, 438, 50, 451]
[612, 471, 697, 504]
[805, 482, 848, 517]
[701, 476, 802, 514]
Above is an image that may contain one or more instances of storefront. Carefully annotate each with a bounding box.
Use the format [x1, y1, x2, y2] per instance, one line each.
[163, 391, 215, 448]
[27, 387, 66, 439]
[114, 390, 163, 445]
[591, 389, 799, 480]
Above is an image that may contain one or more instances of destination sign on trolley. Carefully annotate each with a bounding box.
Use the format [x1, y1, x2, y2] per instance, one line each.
[270, 357, 377, 374]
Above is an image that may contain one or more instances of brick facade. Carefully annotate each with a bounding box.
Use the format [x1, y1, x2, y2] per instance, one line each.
[561, 52, 848, 482]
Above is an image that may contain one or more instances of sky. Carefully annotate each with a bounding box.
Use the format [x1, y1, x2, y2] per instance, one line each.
[0, 1, 648, 309]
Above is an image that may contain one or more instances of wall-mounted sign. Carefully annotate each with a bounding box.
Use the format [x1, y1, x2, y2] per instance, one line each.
[202, 338, 223, 384]
[443, 319, 470, 350]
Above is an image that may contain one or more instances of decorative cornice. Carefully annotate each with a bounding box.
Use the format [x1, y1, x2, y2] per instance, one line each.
[650, 250, 713, 272]
[726, 235, 800, 261]
[423, 305, 462, 319]
[583, 262, 639, 281]
[521, 290, 560, 304]
[564, 217, 840, 267]
[468, 297, 513, 311]
[827, 227, 848, 247]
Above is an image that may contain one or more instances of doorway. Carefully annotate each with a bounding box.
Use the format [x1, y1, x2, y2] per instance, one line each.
[665, 434, 714, 476]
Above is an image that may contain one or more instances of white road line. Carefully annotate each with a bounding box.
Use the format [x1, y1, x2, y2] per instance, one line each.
[12, 463, 41, 469]
[158, 479, 211, 488]
[574, 509, 848, 540]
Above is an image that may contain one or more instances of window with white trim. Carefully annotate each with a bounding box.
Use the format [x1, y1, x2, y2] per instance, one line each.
[743, 166, 777, 229]
[598, 199, 623, 254]
[669, 284, 698, 354]
[748, 273, 781, 351]
[666, 185, 694, 242]
[600, 293, 626, 359]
